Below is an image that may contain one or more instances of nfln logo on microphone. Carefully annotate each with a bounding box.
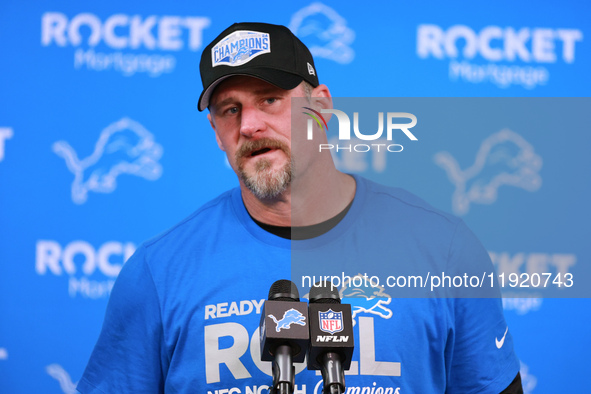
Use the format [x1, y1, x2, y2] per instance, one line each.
[319, 310, 343, 334]
[317, 309, 349, 342]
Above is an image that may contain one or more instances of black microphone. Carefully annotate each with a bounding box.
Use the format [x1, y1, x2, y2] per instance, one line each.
[260, 280, 310, 394]
[307, 281, 354, 394]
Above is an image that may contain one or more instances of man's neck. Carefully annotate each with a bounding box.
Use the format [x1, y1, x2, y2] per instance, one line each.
[241, 171, 356, 227]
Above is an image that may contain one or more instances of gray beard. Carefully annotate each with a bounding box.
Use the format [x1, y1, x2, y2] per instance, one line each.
[235, 137, 294, 200]
[240, 157, 294, 200]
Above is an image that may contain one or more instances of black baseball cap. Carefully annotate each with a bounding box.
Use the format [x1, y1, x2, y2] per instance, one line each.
[198, 22, 319, 111]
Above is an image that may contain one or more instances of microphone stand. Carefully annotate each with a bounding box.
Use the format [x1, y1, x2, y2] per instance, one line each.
[321, 352, 345, 394]
[271, 345, 294, 394]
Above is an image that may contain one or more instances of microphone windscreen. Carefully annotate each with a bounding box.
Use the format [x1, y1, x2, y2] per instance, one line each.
[309, 281, 341, 304]
[268, 279, 300, 301]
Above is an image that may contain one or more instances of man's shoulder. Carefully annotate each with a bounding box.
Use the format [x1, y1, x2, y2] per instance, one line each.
[143, 188, 238, 249]
[359, 176, 459, 227]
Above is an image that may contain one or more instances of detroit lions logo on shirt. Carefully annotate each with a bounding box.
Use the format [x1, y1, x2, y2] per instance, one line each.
[212, 30, 270, 67]
[340, 274, 393, 326]
[268, 308, 306, 332]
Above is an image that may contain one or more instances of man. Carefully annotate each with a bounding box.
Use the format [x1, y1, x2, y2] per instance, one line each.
[77, 22, 522, 393]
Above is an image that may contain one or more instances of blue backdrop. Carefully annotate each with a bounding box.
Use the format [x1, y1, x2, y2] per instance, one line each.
[1, 1, 589, 392]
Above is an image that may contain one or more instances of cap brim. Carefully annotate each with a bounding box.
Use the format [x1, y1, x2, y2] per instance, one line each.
[198, 68, 304, 111]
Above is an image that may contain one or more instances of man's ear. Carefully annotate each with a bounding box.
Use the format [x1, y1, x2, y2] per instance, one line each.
[310, 84, 333, 122]
[208, 113, 226, 152]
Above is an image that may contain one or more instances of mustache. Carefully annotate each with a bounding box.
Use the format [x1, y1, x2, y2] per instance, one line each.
[235, 138, 290, 160]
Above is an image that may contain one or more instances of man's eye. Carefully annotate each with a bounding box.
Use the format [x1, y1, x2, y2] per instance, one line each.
[265, 98, 277, 105]
[225, 107, 239, 115]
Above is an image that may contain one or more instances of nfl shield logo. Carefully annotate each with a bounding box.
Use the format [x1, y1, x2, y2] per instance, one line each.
[319, 309, 343, 334]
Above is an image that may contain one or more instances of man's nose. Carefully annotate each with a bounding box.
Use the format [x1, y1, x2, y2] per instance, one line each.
[239, 106, 266, 138]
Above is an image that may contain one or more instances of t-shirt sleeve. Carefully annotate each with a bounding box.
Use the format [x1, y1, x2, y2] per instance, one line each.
[77, 245, 167, 393]
[445, 220, 520, 394]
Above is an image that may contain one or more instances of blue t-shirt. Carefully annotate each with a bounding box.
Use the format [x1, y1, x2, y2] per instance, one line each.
[78, 175, 519, 393]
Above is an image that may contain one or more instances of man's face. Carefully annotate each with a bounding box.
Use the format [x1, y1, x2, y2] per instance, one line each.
[208, 76, 304, 200]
